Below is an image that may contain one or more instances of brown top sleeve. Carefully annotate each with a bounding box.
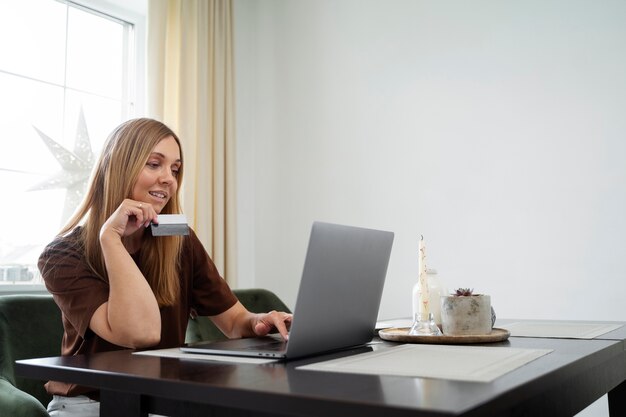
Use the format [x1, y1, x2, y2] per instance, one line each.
[185, 228, 238, 317]
[38, 229, 110, 356]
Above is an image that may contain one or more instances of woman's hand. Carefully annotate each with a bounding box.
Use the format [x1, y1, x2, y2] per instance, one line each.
[253, 310, 293, 341]
[100, 199, 158, 241]
[211, 302, 293, 341]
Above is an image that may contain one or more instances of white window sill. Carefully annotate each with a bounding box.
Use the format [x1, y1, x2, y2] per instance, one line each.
[0, 284, 49, 295]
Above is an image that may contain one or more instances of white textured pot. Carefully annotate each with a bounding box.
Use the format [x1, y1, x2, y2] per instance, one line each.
[440, 294, 492, 336]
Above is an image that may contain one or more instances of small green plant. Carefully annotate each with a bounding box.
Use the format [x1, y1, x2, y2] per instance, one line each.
[454, 288, 474, 296]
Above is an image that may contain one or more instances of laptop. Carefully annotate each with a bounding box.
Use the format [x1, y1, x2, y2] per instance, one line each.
[181, 221, 394, 360]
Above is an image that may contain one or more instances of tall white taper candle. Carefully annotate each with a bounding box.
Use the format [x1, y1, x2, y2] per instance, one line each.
[418, 235, 429, 316]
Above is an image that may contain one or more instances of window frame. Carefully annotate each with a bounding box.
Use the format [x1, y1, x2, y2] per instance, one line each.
[69, 0, 147, 115]
[0, 0, 146, 295]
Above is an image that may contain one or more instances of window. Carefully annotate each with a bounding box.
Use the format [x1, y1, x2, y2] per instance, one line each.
[0, 0, 144, 290]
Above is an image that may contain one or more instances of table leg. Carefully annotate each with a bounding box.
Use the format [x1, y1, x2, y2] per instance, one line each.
[100, 389, 147, 417]
[608, 380, 626, 417]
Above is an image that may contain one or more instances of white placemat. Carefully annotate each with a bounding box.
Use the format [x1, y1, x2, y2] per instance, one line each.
[133, 347, 278, 364]
[501, 321, 623, 339]
[297, 344, 552, 383]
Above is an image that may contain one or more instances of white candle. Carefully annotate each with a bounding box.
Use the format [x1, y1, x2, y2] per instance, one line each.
[418, 235, 429, 316]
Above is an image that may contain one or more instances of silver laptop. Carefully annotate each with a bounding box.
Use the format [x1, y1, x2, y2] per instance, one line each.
[181, 221, 394, 360]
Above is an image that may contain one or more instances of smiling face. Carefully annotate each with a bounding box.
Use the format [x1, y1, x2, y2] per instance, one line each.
[131, 135, 182, 213]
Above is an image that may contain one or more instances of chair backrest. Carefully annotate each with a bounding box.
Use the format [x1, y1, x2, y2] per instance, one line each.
[0, 294, 63, 413]
[185, 288, 291, 343]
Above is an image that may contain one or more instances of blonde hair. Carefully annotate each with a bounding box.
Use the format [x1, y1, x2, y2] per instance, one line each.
[61, 118, 184, 306]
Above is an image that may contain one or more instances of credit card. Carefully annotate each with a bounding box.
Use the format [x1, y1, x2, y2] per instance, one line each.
[150, 214, 189, 236]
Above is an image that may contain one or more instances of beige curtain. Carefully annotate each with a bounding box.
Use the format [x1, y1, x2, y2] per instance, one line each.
[147, 0, 237, 285]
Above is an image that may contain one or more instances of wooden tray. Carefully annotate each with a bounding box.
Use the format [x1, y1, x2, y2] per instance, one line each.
[378, 327, 510, 344]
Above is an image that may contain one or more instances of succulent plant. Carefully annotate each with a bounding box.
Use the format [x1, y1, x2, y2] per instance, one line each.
[453, 288, 474, 296]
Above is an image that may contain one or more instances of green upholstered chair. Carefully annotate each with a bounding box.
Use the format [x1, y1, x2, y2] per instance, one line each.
[0, 294, 63, 417]
[185, 288, 292, 343]
[0, 289, 291, 416]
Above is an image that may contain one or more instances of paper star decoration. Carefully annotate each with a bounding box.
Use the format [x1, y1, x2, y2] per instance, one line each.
[29, 108, 95, 222]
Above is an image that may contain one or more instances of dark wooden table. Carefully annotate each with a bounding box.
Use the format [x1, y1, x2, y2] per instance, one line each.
[15, 331, 626, 417]
[494, 318, 626, 341]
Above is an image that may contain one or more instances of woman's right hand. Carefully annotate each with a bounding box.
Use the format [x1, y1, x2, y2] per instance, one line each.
[99, 199, 158, 241]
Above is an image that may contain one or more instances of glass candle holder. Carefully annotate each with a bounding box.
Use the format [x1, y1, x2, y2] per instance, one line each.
[408, 312, 443, 336]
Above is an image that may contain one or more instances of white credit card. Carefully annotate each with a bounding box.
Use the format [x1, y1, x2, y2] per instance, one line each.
[151, 214, 189, 236]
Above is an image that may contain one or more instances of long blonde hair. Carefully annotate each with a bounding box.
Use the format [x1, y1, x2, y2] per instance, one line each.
[61, 118, 184, 307]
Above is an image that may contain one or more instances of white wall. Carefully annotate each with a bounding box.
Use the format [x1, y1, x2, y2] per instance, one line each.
[234, 1, 625, 415]
[236, 0, 626, 319]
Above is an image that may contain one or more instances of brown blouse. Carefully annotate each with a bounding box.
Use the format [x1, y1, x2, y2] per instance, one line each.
[38, 227, 237, 397]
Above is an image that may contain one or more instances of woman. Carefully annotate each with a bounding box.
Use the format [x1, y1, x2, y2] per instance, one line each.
[38, 118, 291, 416]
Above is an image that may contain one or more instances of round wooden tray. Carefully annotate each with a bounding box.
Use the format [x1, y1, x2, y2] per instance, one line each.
[378, 327, 510, 344]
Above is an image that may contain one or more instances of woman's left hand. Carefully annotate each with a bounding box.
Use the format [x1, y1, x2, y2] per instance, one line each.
[253, 310, 293, 341]
[211, 302, 293, 341]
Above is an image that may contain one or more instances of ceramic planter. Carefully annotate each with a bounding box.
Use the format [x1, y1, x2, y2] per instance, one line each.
[440, 294, 492, 336]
